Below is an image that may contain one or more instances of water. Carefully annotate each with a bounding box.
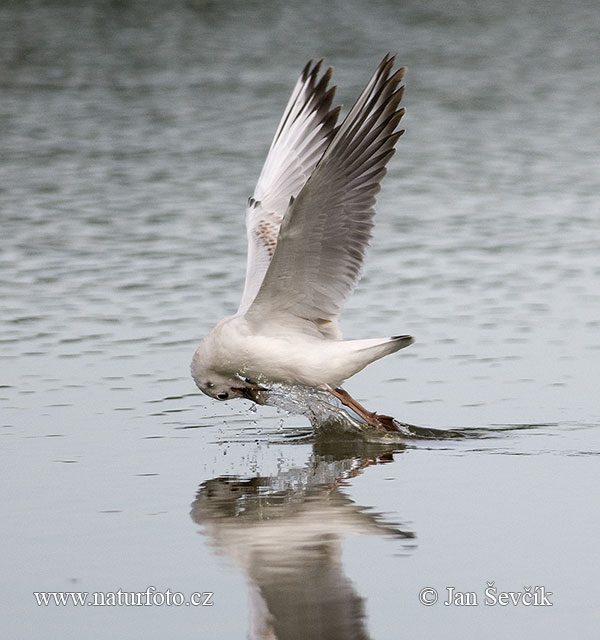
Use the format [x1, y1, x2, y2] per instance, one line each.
[1, 1, 599, 637]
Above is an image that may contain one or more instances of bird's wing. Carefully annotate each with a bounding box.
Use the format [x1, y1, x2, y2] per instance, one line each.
[237, 61, 340, 315]
[245, 54, 406, 339]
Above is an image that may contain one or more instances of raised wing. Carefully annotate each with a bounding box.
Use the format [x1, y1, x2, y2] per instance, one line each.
[237, 61, 340, 315]
[245, 55, 406, 338]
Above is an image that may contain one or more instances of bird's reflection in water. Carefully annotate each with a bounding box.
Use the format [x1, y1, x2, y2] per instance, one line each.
[190, 440, 415, 640]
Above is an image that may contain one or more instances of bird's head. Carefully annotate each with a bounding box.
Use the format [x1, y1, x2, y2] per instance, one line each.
[191, 347, 265, 404]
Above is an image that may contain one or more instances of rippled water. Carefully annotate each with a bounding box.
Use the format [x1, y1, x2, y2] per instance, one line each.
[2, 1, 599, 638]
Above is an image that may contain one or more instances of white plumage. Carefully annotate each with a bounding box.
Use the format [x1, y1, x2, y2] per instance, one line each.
[192, 55, 414, 431]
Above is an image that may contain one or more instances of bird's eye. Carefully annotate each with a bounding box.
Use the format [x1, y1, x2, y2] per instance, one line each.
[206, 382, 215, 389]
[216, 392, 229, 400]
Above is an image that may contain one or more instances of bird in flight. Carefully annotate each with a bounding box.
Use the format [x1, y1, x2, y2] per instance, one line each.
[192, 54, 413, 431]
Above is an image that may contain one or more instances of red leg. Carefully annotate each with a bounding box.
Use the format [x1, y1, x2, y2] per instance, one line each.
[326, 386, 400, 432]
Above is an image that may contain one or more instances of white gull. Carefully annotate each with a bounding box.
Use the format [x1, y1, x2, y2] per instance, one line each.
[191, 54, 413, 431]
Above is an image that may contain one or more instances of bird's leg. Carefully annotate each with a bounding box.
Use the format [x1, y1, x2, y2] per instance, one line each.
[326, 386, 400, 432]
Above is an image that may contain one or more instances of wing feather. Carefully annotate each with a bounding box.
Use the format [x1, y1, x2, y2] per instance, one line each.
[237, 61, 340, 315]
[245, 55, 406, 338]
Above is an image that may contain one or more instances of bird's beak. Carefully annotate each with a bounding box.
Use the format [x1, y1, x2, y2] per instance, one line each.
[233, 384, 267, 404]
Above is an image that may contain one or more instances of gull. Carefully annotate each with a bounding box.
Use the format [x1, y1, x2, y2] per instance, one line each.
[191, 54, 414, 431]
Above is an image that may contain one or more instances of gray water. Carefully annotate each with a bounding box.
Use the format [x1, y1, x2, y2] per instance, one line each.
[2, 1, 599, 638]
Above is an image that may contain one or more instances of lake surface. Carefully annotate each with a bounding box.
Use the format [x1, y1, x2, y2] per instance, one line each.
[1, 1, 599, 638]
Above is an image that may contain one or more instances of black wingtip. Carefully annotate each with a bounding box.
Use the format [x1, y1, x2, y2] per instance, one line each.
[301, 60, 313, 80]
[311, 59, 323, 79]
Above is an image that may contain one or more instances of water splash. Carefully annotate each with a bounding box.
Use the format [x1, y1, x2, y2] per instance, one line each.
[258, 383, 476, 441]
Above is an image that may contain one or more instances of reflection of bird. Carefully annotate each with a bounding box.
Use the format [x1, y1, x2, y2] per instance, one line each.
[191, 55, 413, 431]
[191, 443, 414, 640]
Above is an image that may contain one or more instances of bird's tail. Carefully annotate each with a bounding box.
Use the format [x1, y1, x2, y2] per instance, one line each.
[352, 334, 414, 359]
[334, 334, 414, 382]
[389, 334, 415, 352]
